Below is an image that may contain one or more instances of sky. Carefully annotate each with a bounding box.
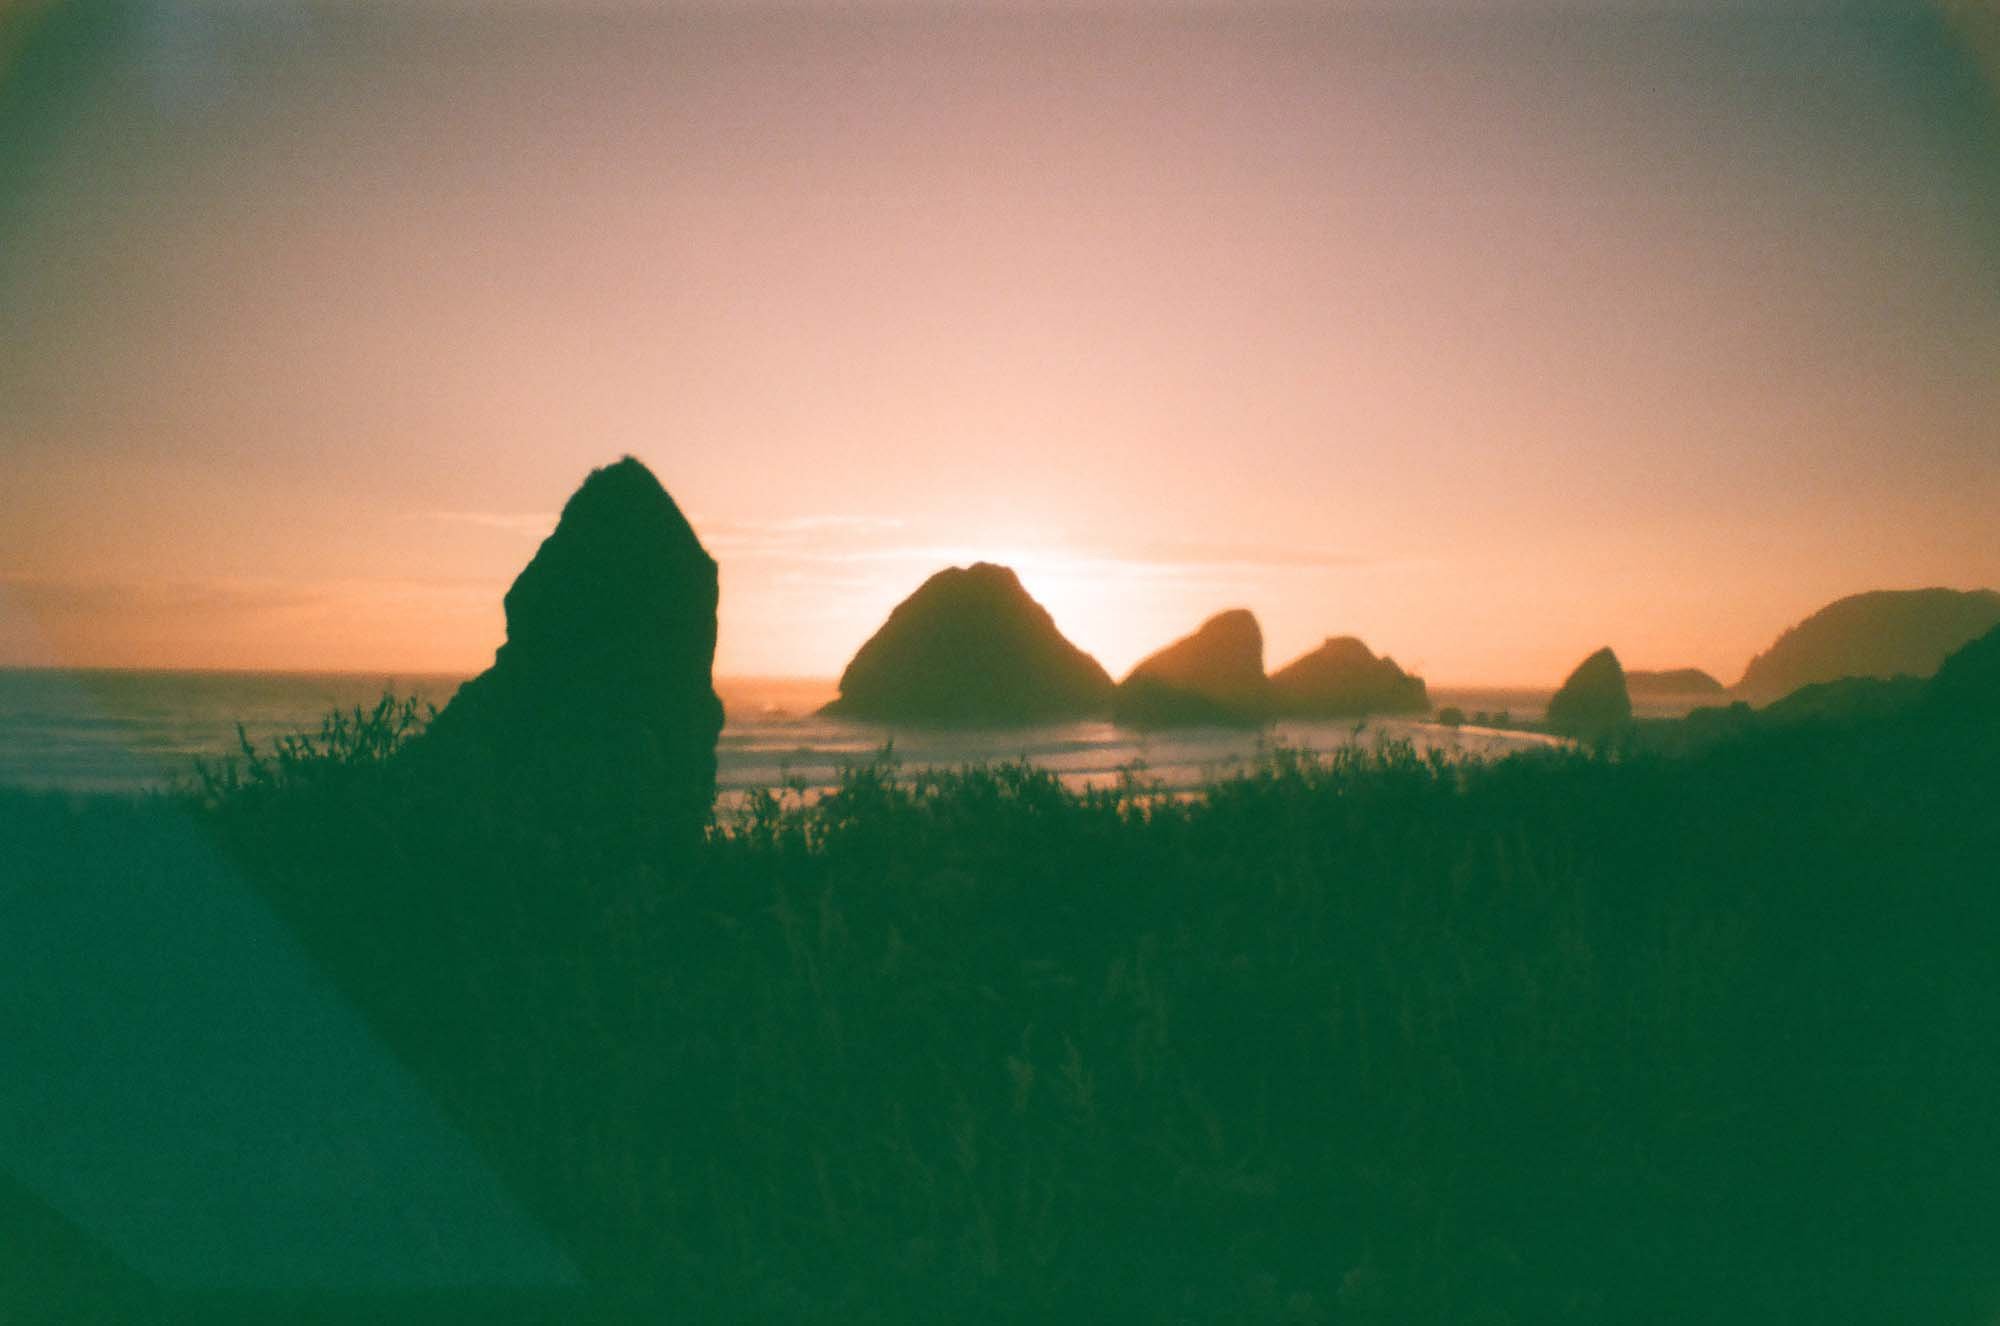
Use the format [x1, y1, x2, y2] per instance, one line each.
[2, 0, 1996, 685]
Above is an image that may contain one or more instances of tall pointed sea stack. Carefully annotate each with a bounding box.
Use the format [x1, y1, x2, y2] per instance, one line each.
[823, 563, 1113, 724]
[420, 457, 724, 850]
[1545, 646, 1632, 743]
[1114, 609, 1269, 726]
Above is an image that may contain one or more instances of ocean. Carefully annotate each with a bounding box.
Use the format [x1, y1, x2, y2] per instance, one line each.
[0, 669, 1571, 800]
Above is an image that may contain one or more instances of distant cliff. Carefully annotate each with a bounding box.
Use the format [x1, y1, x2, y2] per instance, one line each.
[822, 563, 1113, 724]
[1657, 621, 2000, 755]
[1268, 636, 1428, 717]
[1113, 610, 1269, 727]
[1736, 588, 2000, 699]
[1624, 668, 1725, 698]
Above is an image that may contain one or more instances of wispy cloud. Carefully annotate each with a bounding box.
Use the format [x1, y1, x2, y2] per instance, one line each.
[0, 571, 495, 617]
[699, 515, 909, 557]
[1126, 538, 1397, 573]
[727, 539, 1410, 579]
[0, 571, 329, 616]
[0, 571, 507, 670]
[411, 508, 1386, 581]
[739, 515, 909, 535]
[418, 510, 559, 537]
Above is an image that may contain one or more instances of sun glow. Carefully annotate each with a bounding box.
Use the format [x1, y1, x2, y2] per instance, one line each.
[6, 5, 1995, 686]
[871, 545, 1239, 682]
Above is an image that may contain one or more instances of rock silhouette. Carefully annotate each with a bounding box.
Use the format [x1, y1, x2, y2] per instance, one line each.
[1624, 668, 1725, 698]
[1735, 588, 2000, 700]
[1268, 636, 1429, 717]
[822, 563, 1113, 724]
[1114, 609, 1269, 726]
[418, 456, 723, 850]
[1545, 647, 1632, 742]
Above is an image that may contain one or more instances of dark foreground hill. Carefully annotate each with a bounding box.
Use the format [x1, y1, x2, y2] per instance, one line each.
[823, 563, 1113, 724]
[8, 629, 1999, 1322]
[1923, 620, 2000, 732]
[1760, 675, 1928, 726]
[1735, 587, 2000, 699]
[1640, 623, 2000, 753]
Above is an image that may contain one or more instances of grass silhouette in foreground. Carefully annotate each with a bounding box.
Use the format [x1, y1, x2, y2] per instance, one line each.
[10, 693, 2000, 1323]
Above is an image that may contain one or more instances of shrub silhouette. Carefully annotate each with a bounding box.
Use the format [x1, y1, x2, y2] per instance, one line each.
[186, 694, 432, 808]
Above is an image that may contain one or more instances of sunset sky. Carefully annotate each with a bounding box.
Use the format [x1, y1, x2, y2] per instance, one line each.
[3, 0, 1996, 685]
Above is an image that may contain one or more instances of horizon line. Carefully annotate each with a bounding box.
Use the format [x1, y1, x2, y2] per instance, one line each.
[0, 661, 1634, 692]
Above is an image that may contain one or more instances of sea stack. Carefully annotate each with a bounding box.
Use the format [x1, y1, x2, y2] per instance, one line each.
[1267, 636, 1429, 718]
[1114, 609, 1269, 726]
[419, 456, 724, 850]
[1545, 647, 1632, 743]
[822, 563, 1113, 724]
[1734, 588, 2000, 700]
[1624, 668, 1726, 699]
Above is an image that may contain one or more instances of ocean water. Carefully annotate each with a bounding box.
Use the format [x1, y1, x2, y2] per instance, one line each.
[0, 669, 1569, 799]
[0, 669, 470, 796]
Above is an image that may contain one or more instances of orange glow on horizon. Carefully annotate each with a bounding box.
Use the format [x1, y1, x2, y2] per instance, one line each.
[2, 6, 1995, 687]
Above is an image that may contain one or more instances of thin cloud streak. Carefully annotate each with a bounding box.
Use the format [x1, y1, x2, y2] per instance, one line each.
[419, 511, 560, 537]
[0, 570, 508, 671]
[699, 514, 910, 555]
[0, 571, 498, 616]
[411, 513, 1381, 579]
[728, 541, 1418, 578]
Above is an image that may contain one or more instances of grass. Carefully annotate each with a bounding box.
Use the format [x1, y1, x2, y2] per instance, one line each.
[9, 699, 2000, 1322]
[182, 694, 433, 808]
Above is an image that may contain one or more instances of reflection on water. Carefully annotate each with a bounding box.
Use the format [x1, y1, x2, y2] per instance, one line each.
[715, 706, 1562, 802]
[2, 670, 1574, 798]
